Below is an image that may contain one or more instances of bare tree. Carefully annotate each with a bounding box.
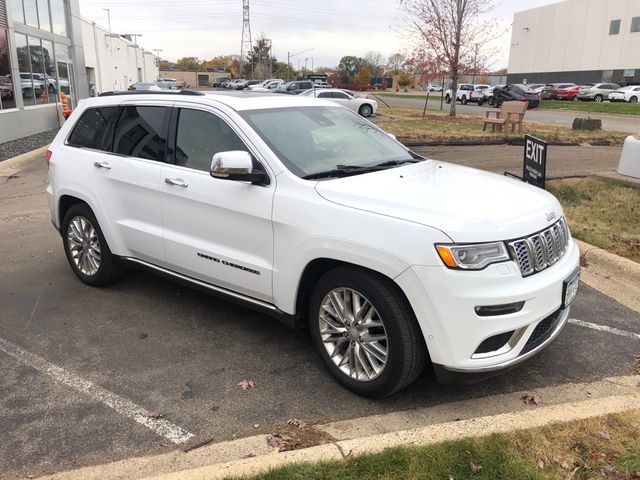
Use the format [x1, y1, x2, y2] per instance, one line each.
[387, 52, 406, 75]
[364, 50, 384, 79]
[399, 0, 498, 116]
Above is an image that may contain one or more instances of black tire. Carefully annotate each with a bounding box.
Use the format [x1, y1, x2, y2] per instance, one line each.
[62, 203, 124, 286]
[359, 104, 373, 117]
[308, 266, 427, 397]
[445, 95, 451, 104]
[461, 95, 468, 105]
[594, 94, 603, 103]
[477, 98, 485, 106]
[630, 96, 638, 104]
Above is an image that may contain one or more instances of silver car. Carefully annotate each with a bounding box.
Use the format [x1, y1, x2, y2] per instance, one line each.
[576, 83, 621, 102]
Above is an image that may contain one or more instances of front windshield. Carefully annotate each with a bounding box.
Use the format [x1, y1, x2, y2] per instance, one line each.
[240, 106, 413, 178]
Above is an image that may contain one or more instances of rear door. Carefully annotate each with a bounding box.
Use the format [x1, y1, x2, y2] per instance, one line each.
[66, 103, 169, 263]
[160, 105, 275, 301]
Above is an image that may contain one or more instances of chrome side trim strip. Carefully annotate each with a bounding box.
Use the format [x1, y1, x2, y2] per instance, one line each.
[122, 257, 278, 311]
[443, 307, 570, 373]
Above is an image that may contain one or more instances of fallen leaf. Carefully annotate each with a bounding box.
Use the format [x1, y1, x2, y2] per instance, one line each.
[598, 431, 612, 441]
[521, 394, 540, 405]
[287, 418, 307, 429]
[267, 434, 284, 450]
[238, 379, 255, 390]
[554, 456, 573, 471]
[470, 462, 482, 474]
[537, 458, 545, 469]
[148, 411, 163, 420]
[139, 333, 148, 340]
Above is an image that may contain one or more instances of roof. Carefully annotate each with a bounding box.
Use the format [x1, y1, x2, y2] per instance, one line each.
[85, 90, 338, 112]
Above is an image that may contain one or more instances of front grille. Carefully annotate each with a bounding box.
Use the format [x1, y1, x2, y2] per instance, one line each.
[519, 309, 562, 356]
[508, 218, 570, 277]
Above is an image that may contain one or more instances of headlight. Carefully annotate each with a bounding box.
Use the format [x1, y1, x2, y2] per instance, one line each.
[435, 242, 510, 270]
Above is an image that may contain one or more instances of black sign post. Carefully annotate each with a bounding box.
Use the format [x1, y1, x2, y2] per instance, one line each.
[522, 135, 547, 189]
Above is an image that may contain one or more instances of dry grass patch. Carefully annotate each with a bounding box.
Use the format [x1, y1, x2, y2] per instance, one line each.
[548, 176, 640, 263]
[373, 106, 629, 145]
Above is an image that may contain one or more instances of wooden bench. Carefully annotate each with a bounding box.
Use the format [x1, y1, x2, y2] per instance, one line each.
[483, 101, 528, 133]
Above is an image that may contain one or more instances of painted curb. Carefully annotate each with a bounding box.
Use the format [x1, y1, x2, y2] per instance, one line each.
[0, 145, 49, 177]
[575, 238, 640, 313]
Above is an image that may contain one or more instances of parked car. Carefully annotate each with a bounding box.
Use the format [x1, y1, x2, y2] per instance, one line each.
[249, 79, 283, 91]
[555, 85, 593, 101]
[299, 88, 378, 117]
[47, 91, 580, 397]
[491, 84, 540, 109]
[213, 78, 230, 88]
[477, 85, 505, 107]
[425, 83, 443, 92]
[132, 82, 161, 91]
[576, 83, 621, 102]
[233, 80, 249, 90]
[527, 84, 546, 93]
[608, 85, 640, 103]
[274, 80, 315, 95]
[157, 79, 179, 90]
[539, 83, 576, 100]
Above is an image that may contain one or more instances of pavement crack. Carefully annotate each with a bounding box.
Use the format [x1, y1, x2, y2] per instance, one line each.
[332, 441, 351, 459]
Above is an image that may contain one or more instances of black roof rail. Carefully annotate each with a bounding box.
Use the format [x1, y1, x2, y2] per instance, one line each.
[98, 90, 204, 97]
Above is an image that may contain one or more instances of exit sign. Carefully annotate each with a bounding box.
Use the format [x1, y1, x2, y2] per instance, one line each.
[523, 135, 547, 189]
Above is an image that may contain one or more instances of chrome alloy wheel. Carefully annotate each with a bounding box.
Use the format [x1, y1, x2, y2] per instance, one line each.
[67, 216, 101, 276]
[319, 288, 388, 381]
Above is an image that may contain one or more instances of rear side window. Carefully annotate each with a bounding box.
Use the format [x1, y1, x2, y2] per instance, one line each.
[113, 106, 170, 161]
[67, 107, 120, 151]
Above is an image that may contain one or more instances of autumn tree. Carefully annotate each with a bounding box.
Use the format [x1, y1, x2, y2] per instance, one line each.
[399, 0, 498, 116]
[397, 71, 413, 91]
[159, 59, 174, 71]
[338, 56, 366, 84]
[353, 67, 372, 87]
[245, 35, 277, 79]
[175, 56, 201, 71]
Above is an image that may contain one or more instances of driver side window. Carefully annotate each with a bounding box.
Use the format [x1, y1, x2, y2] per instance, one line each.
[175, 109, 248, 172]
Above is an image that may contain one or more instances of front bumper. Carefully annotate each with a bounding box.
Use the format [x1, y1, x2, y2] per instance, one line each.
[395, 239, 580, 378]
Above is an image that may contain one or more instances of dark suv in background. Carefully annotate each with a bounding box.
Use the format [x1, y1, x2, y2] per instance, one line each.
[492, 84, 540, 109]
[274, 80, 315, 94]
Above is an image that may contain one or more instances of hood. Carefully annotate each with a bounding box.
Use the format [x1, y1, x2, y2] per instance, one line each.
[314, 160, 563, 243]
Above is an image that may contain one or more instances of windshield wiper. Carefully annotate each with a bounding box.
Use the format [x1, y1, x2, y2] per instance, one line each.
[303, 159, 422, 180]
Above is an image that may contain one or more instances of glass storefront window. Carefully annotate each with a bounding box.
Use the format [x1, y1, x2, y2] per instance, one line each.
[12, 0, 25, 25]
[15, 33, 37, 106]
[42, 40, 56, 102]
[28, 36, 51, 104]
[0, 29, 17, 110]
[23, 0, 39, 29]
[50, 0, 67, 37]
[37, 0, 52, 32]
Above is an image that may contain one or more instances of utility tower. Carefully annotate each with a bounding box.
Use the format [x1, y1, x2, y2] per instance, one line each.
[240, 0, 253, 78]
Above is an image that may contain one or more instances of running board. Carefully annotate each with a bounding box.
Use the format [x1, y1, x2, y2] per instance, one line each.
[120, 257, 300, 328]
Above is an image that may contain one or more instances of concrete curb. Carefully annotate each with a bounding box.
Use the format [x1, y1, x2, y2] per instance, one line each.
[35, 376, 640, 480]
[575, 239, 640, 313]
[0, 145, 49, 177]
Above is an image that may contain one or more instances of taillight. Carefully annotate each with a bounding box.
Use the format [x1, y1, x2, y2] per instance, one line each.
[45, 149, 52, 168]
[520, 96, 526, 101]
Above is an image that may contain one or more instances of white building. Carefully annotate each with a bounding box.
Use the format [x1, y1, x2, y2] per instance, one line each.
[508, 0, 640, 85]
[81, 20, 158, 95]
[1, 0, 159, 144]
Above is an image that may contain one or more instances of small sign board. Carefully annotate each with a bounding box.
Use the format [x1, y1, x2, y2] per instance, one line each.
[522, 135, 547, 189]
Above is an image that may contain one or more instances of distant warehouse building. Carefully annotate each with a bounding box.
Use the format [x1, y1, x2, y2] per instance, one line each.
[507, 0, 640, 85]
[0, 0, 158, 144]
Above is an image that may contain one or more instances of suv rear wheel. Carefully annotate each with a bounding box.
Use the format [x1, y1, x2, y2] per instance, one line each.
[594, 94, 603, 103]
[308, 266, 427, 397]
[62, 203, 124, 286]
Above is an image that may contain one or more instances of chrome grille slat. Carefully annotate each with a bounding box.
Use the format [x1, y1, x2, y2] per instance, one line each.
[508, 218, 570, 277]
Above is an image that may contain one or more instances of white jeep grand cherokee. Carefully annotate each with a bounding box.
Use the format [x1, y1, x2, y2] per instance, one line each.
[46, 91, 580, 397]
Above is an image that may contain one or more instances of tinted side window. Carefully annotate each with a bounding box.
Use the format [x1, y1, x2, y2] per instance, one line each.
[332, 92, 349, 99]
[113, 106, 170, 161]
[175, 109, 247, 172]
[68, 107, 120, 151]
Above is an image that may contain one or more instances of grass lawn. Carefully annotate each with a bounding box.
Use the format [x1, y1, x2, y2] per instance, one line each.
[373, 91, 443, 100]
[540, 100, 640, 116]
[548, 176, 640, 263]
[373, 106, 629, 145]
[229, 410, 640, 480]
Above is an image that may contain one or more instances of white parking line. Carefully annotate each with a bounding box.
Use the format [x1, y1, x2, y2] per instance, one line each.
[0, 336, 195, 445]
[569, 318, 640, 340]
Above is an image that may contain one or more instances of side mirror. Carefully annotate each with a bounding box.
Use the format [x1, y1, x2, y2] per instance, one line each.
[210, 151, 269, 186]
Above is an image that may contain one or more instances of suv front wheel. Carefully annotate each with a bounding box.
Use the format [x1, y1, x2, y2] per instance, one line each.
[62, 203, 124, 286]
[308, 266, 427, 397]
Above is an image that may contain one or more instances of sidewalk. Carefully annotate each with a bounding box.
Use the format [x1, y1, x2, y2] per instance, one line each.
[413, 144, 623, 179]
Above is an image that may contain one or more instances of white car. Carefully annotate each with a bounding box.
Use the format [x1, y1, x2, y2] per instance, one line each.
[609, 86, 640, 103]
[299, 88, 378, 117]
[445, 84, 487, 105]
[46, 91, 580, 397]
[249, 79, 283, 91]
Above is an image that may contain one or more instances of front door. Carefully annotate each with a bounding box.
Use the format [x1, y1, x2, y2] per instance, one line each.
[160, 106, 275, 302]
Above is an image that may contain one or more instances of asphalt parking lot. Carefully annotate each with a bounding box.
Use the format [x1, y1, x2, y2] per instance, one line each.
[1, 156, 639, 479]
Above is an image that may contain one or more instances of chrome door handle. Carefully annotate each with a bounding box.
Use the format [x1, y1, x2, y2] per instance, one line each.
[93, 161, 111, 170]
[165, 177, 188, 187]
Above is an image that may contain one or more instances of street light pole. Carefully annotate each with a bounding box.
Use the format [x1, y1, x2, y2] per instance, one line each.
[287, 48, 314, 82]
[103, 8, 111, 32]
[153, 49, 163, 78]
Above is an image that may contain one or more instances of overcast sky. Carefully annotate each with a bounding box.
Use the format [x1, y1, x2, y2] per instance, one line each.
[79, 0, 562, 69]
